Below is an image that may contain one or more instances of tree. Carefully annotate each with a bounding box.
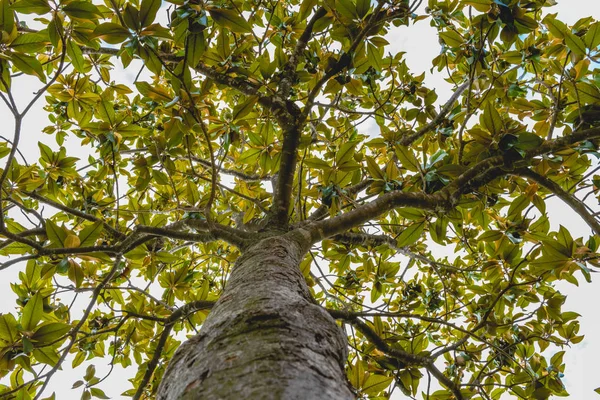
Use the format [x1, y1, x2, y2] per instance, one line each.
[0, 0, 599, 398]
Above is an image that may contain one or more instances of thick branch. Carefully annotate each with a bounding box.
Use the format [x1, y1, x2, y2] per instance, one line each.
[308, 126, 600, 243]
[306, 179, 372, 223]
[308, 191, 441, 242]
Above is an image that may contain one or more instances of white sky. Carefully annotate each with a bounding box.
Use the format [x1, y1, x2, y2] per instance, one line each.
[1, 0, 600, 399]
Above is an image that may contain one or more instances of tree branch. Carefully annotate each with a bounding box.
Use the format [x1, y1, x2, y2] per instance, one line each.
[307, 126, 600, 243]
[398, 80, 471, 146]
[24, 191, 125, 240]
[329, 310, 463, 400]
[132, 300, 215, 400]
[513, 168, 600, 235]
[278, 7, 327, 98]
[308, 191, 441, 242]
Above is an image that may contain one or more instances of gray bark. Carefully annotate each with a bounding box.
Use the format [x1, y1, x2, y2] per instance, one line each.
[156, 231, 354, 399]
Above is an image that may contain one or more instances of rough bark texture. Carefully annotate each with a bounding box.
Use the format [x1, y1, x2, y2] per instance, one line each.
[157, 231, 354, 399]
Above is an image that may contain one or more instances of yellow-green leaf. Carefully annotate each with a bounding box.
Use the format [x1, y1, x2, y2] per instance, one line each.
[10, 53, 46, 82]
[186, 32, 205, 68]
[440, 30, 463, 48]
[481, 101, 503, 135]
[139, 0, 161, 27]
[565, 32, 587, 57]
[395, 145, 420, 172]
[135, 81, 171, 102]
[461, 0, 490, 12]
[363, 374, 393, 395]
[21, 292, 44, 331]
[31, 322, 71, 344]
[0, 313, 18, 343]
[93, 23, 130, 44]
[396, 220, 425, 247]
[66, 40, 85, 73]
[62, 1, 103, 20]
[45, 220, 66, 247]
[208, 8, 252, 33]
[78, 221, 103, 247]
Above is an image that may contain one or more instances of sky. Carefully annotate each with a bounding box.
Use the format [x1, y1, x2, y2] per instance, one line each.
[1, 0, 600, 399]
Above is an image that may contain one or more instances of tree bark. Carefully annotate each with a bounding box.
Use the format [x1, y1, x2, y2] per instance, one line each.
[157, 232, 354, 399]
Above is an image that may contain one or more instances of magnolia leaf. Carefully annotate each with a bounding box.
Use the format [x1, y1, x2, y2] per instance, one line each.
[31, 322, 71, 344]
[396, 220, 425, 247]
[208, 8, 252, 33]
[139, 0, 161, 27]
[21, 292, 44, 331]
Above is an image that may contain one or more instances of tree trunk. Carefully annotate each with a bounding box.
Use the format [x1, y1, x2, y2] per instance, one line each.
[157, 232, 354, 399]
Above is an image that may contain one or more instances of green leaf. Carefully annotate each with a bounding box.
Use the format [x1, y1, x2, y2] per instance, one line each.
[367, 42, 382, 70]
[10, 53, 46, 82]
[72, 351, 85, 368]
[336, 0, 357, 19]
[137, 44, 162, 75]
[336, 141, 357, 165]
[78, 221, 103, 247]
[543, 14, 569, 39]
[304, 157, 331, 170]
[507, 195, 529, 220]
[45, 220, 67, 247]
[135, 81, 171, 102]
[397, 208, 426, 221]
[21, 292, 44, 331]
[299, 0, 317, 21]
[365, 156, 384, 180]
[31, 322, 71, 344]
[185, 32, 205, 68]
[93, 23, 131, 44]
[356, 0, 370, 18]
[9, 32, 49, 53]
[584, 22, 600, 50]
[38, 141, 53, 164]
[481, 101, 503, 135]
[440, 30, 464, 48]
[396, 220, 425, 247]
[62, 1, 103, 20]
[89, 388, 110, 399]
[0, 313, 18, 343]
[232, 96, 258, 121]
[66, 40, 85, 73]
[362, 374, 393, 395]
[85, 364, 96, 381]
[477, 230, 503, 242]
[33, 347, 60, 366]
[208, 8, 252, 33]
[515, 133, 543, 150]
[0, 0, 15, 33]
[461, 0, 490, 12]
[139, 0, 161, 27]
[10, 0, 50, 14]
[564, 31, 587, 57]
[395, 145, 420, 172]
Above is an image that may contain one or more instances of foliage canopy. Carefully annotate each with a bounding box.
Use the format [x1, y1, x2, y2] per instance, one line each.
[0, 0, 599, 398]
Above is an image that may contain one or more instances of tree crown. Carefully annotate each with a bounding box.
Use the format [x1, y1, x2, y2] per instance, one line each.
[0, 0, 599, 398]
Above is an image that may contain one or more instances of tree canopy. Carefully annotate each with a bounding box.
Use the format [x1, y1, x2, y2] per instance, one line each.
[0, 0, 600, 398]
